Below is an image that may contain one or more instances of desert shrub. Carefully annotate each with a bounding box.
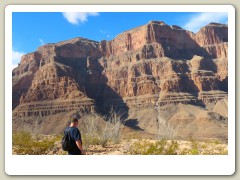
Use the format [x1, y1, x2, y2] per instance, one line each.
[128, 139, 179, 155]
[13, 131, 56, 155]
[190, 138, 199, 155]
[57, 150, 68, 155]
[81, 108, 125, 150]
[101, 108, 124, 146]
[81, 113, 102, 148]
[187, 138, 228, 155]
[212, 140, 220, 145]
[16, 115, 43, 134]
[128, 138, 227, 155]
[165, 140, 179, 155]
[190, 148, 199, 155]
[179, 148, 190, 155]
[218, 149, 228, 155]
[12, 131, 32, 147]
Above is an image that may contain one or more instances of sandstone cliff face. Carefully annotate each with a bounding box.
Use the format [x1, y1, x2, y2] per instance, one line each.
[12, 52, 41, 109]
[12, 21, 228, 139]
[13, 37, 101, 115]
[19, 63, 86, 104]
[195, 23, 228, 46]
[195, 23, 228, 58]
[100, 21, 207, 62]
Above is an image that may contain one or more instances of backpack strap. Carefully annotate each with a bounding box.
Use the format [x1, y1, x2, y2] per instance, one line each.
[66, 127, 72, 141]
[65, 127, 71, 134]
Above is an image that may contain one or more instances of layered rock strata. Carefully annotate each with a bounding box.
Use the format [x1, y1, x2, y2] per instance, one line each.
[12, 21, 228, 125]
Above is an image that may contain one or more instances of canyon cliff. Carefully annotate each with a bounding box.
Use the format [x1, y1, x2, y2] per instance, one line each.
[12, 21, 228, 140]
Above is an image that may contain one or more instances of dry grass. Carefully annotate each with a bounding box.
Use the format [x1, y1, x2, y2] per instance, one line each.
[80, 108, 125, 151]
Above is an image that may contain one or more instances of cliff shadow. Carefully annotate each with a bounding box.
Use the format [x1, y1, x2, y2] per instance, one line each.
[124, 119, 144, 131]
[219, 76, 228, 92]
[84, 57, 130, 124]
[161, 31, 213, 60]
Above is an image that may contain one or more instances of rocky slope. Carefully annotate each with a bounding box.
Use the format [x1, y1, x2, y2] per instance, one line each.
[12, 21, 228, 139]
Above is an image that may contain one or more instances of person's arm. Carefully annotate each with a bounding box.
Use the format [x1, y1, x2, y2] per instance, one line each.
[76, 140, 86, 155]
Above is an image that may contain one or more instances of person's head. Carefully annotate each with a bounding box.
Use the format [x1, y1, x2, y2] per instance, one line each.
[70, 114, 81, 127]
[70, 118, 79, 127]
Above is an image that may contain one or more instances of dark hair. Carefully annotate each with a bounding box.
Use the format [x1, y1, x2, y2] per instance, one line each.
[71, 118, 78, 123]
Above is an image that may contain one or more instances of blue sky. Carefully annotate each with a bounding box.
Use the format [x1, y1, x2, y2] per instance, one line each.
[12, 12, 228, 69]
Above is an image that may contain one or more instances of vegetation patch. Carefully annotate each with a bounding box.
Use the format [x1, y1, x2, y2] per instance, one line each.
[80, 108, 125, 151]
[128, 139, 179, 155]
[127, 138, 228, 155]
[13, 131, 56, 155]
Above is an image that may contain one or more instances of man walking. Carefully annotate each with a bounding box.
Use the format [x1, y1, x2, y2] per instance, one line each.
[64, 115, 86, 155]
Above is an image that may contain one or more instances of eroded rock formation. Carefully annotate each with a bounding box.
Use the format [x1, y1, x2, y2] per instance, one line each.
[12, 21, 228, 139]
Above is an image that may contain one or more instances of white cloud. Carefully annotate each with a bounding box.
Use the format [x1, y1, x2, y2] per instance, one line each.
[62, 12, 99, 25]
[99, 29, 111, 39]
[12, 50, 25, 70]
[99, 29, 110, 34]
[183, 12, 228, 33]
[39, 38, 45, 45]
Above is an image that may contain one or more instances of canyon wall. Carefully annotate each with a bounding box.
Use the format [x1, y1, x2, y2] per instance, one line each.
[12, 21, 228, 139]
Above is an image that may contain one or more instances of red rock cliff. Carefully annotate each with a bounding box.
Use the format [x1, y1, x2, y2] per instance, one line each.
[12, 21, 228, 118]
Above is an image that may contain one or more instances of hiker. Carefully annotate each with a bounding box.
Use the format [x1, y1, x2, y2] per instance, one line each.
[63, 115, 86, 155]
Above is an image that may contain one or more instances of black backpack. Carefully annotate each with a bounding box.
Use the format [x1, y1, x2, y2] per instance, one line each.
[62, 127, 74, 151]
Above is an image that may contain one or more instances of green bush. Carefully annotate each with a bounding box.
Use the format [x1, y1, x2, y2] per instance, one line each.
[190, 138, 199, 155]
[190, 148, 199, 155]
[13, 131, 55, 155]
[128, 138, 227, 155]
[165, 141, 179, 155]
[128, 139, 179, 155]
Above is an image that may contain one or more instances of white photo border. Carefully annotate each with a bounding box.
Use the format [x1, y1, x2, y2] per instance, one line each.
[5, 5, 235, 175]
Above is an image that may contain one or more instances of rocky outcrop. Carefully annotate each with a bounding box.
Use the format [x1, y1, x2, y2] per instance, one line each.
[13, 38, 103, 118]
[13, 99, 95, 118]
[99, 21, 207, 62]
[166, 103, 228, 139]
[195, 22, 228, 58]
[195, 23, 228, 46]
[12, 21, 228, 139]
[12, 52, 41, 109]
[213, 98, 228, 118]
